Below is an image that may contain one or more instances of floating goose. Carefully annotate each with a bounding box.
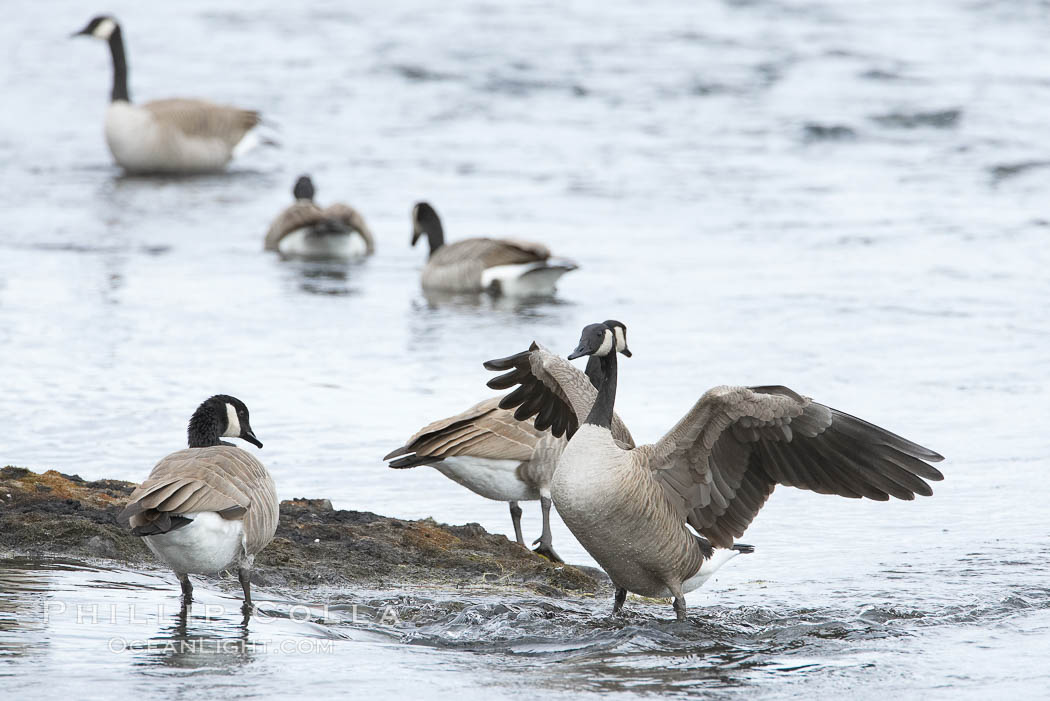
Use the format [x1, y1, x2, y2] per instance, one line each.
[383, 321, 631, 563]
[484, 322, 944, 621]
[411, 202, 577, 295]
[119, 395, 278, 610]
[265, 175, 376, 260]
[73, 15, 262, 174]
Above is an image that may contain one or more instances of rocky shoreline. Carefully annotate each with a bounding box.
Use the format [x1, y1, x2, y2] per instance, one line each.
[0, 466, 605, 596]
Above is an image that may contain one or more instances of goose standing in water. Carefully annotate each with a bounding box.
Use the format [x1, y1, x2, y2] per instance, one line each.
[72, 16, 262, 174]
[119, 395, 278, 610]
[383, 322, 632, 562]
[265, 175, 376, 260]
[484, 322, 944, 621]
[411, 202, 577, 295]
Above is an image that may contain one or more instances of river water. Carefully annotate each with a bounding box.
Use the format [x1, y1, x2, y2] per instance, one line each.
[1, 0, 1048, 698]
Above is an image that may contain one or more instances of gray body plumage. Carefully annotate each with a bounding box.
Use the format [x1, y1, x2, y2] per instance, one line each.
[486, 339, 944, 618]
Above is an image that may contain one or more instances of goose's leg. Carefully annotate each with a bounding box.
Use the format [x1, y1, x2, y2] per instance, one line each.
[509, 502, 525, 546]
[668, 582, 687, 622]
[238, 567, 253, 611]
[178, 573, 193, 608]
[613, 587, 627, 615]
[532, 496, 563, 563]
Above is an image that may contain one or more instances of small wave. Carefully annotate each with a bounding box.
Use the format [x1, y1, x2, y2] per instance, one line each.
[870, 108, 962, 129]
[989, 160, 1050, 182]
[802, 123, 858, 142]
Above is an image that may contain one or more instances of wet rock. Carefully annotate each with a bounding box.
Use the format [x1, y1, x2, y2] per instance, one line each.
[0, 467, 604, 597]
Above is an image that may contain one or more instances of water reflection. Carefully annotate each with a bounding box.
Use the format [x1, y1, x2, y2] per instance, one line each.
[283, 259, 360, 296]
[134, 605, 254, 671]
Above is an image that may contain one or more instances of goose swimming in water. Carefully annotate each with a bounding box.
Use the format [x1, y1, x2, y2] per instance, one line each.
[411, 202, 578, 296]
[72, 15, 263, 174]
[119, 395, 278, 610]
[265, 175, 376, 260]
[484, 322, 944, 621]
[383, 321, 632, 562]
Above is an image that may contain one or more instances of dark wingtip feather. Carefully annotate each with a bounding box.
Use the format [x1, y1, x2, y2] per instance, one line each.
[483, 350, 531, 371]
[382, 445, 411, 461]
[388, 454, 443, 469]
[731, 543, 755, 554]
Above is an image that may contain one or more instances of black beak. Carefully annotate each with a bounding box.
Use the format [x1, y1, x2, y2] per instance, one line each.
[71, 29, 89, 38]
[621, 347, 632, 358]
[567, 345, 589, 360]
[411, 229, 422, 246]
[241, 427, 263, 449]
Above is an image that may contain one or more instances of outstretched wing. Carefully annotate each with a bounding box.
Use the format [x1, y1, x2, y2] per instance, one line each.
[384, 396, 541, 467]
[323, 203, 376, 254]
[638, 385, 944, 548]
[264, 201, 326, 250]
[484, 342, 635, 447]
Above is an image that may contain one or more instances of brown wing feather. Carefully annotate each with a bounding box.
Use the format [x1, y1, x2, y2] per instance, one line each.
[121, 446, 278, 555]
[143, 98, 259, 142]
[643, 385, 944, 548]
[384, 397, 542, 465]
[484, 343, 635, 446]
[264, 201, 326, 250]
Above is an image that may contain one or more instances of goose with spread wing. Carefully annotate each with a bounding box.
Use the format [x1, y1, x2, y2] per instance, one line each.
[412, 202, 578, 295]
[383, 322, 631, 562]
[265, 175, 376, 260]
[484, 322, 944, 621]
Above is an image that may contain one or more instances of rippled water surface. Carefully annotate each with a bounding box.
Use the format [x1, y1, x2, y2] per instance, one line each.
[2, 0, 1049, 698]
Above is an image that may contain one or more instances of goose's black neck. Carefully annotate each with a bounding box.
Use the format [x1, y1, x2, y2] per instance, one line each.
[187, 403, 223, 448]
[425, 226, 444, 258]
[108, 26, 129, 102]
[584, 356, 602, 389]
[583, 351, 617, 429]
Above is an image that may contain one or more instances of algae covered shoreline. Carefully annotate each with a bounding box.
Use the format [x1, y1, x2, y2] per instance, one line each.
[0, 466, 606, 597]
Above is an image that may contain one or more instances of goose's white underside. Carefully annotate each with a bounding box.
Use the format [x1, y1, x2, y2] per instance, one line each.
[104, 101, 250, 174]
[433, 457, 538, 502]
[278, 228, 367, 260]
[143, 511, 246, 575]
[666, 549, 741, 596]
[481, 262, 574, 296]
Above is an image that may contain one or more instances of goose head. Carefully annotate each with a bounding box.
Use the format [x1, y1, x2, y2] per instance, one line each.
[293, 175, 315, 201]
[187, 395, 263, 449]
[568, 323, 617, 360]
[72, 15, 120, 41]
[411, 201, 444, 251]
[603, 319, 632, 357]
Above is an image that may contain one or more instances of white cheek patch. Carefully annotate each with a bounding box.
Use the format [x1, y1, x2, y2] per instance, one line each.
[613, 326, 626, 352]
[93, 18, 116, 40]
[595, 329, 614, 357]
[224, 403, 241, 438]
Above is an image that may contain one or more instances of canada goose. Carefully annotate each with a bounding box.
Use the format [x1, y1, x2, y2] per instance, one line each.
[382, 323, 630, 563]
[118, 395, 278, 610]
[72, 16, 262, 174]
[484, 322, 944, 621]
[265, 175, 376, 260]
[411, 202, 578, 295]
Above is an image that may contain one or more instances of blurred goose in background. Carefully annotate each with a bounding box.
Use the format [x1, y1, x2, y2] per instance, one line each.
[265, 175, 376, 260]
[411, 202, 577, 295]
[485, 322, 945, 621]
[119, 395, 278, 610]
[383, 321, 632, 563]
[73, 15, 263, 174]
